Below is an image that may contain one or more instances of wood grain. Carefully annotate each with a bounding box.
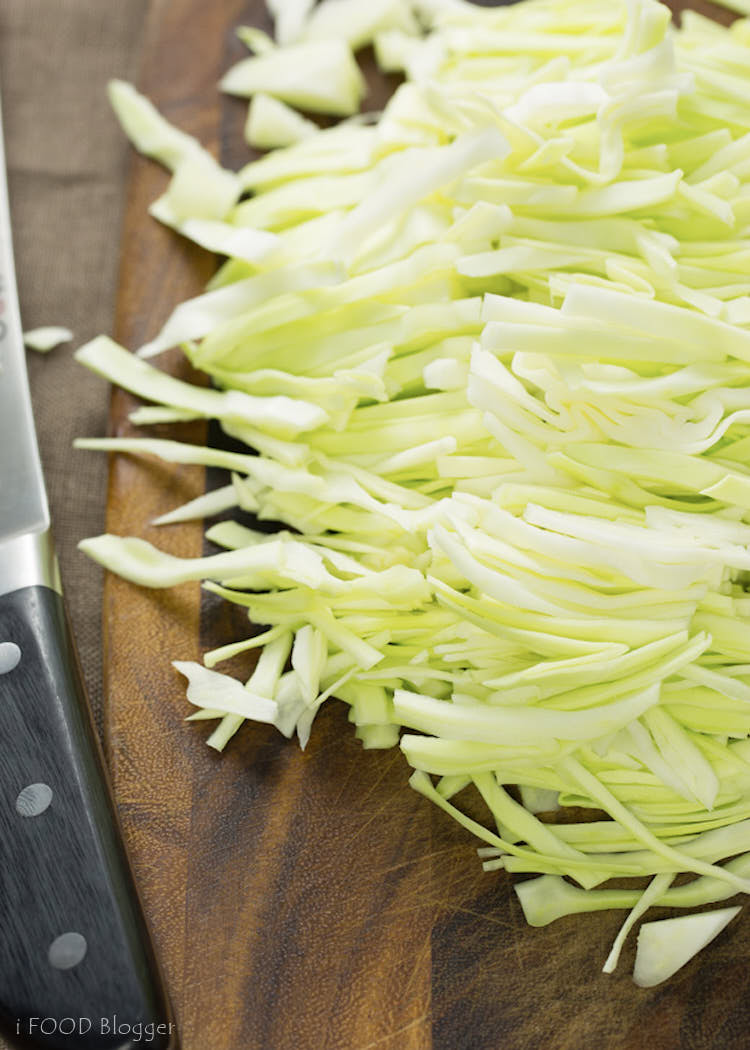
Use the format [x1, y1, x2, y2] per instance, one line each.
[104, 3, 750, 1049]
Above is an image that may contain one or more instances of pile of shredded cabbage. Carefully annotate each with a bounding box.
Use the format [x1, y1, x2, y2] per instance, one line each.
[76, 0, 750, 981]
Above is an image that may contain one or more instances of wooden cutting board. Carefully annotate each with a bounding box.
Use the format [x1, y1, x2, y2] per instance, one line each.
[103, 2, 750, 1048]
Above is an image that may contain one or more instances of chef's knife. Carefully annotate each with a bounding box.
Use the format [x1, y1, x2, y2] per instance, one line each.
[0, 98, 175, 1049]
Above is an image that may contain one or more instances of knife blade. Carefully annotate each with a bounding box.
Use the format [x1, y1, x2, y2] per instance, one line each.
[0, 96, 176, 1049]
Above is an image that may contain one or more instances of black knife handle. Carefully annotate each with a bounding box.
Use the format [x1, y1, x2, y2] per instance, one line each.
[0, 584, 176, 1050]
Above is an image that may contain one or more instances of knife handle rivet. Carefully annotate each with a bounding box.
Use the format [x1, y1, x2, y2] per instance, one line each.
[48, 932, 87, 970]
[0, 642, 20, 674]
[15, 782, 52, 818]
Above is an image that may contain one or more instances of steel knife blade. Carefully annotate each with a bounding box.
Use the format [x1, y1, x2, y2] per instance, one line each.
[0, 91, 176, 1050]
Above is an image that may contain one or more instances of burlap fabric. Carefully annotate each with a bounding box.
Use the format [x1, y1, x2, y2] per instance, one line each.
[0, 6, 147, 1042]
[1, 0, 149, 724]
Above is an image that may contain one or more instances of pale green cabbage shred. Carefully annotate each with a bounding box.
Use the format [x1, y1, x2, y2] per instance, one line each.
[24, 326, 73, 353]
[633, 905, 741, 985]
[77, 0, 750, 981]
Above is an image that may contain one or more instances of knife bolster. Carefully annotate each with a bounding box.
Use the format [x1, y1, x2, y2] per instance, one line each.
[0, 530, 61, 599]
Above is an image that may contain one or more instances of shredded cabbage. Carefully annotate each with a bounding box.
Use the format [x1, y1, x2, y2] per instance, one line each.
[245, 93, 317, 149]
[23, 327, 73, 353]
[633, 906, 741, 986]
[220, 38, 366, 117]
[77, 0, 750, 983]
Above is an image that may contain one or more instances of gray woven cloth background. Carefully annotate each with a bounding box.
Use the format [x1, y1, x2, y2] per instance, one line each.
[0, 0, 149, 740]
[0, 4, 149, 1043]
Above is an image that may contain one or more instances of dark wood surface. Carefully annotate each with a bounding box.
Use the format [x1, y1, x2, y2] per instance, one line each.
[104, 3, 750, 1048]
